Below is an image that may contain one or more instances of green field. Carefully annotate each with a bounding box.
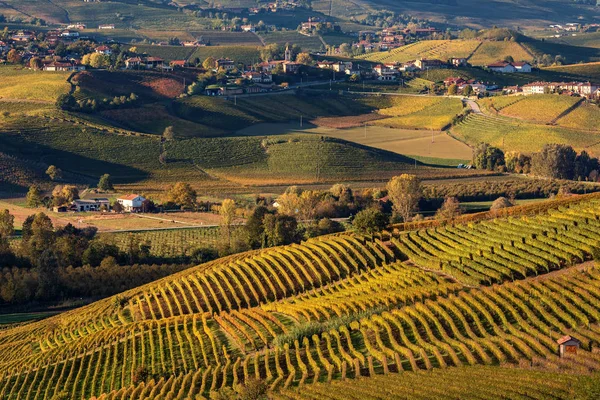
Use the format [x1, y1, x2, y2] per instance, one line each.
[372, 96, 465, 130]
[468, 41, 533, 65]
[0, 66, 70, 102]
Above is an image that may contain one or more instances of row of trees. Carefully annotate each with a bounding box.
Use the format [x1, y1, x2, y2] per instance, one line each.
[473, 142, 600, 181]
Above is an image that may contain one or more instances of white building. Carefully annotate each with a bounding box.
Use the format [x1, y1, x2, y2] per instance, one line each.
[117, 194, 146, 212]
[72, 198, 110, 212]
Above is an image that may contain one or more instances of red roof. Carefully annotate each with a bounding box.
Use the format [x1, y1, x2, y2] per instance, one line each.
[119, 194, 141, 201]
[96, 45, 110, 51]
[557, 335, 580, 345]
[487, 61, 511, 68]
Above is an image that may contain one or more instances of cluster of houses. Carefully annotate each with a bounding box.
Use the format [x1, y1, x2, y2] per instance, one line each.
[354, 26, 439, 52]
[521, 81, 600, 99]
[443, 77, 497, 95]
[66, 194, 146, 213]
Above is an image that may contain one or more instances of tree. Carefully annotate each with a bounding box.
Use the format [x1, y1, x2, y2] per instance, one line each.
[7, 49, 21, 64]
[339, 43, 352, 56]
[162, 126, 174, 141]
[503, 55, 514, 63]
[52, 185, 79, 206]
[263, 214, 302, 247]
[0, 209, 14, 238]
[56, 93, 77, 111]
[244, 206, 270, 249]
[89, 53, 109, 68]
[353, 208, 388, 234]
[167, 182, 197, 209]
[462, 84, 473, 97]
[219, 199, 236, 247]
[435, 197, 461, 220]
[490, 196, 514, 211]
[30, 57, 43, 70]
[531, 144, 577, 179]
[45, 165, 62, 181]
[112, 201, 124, 213]
[386, 174, 422, 222]
[98, 174, 114, 191]
[447, 84, 458, 96]
[26, 185, 43, 208]
[296, 52, 313, 65]
[203, 56, 216, 69]
[473, 143, 505, 171]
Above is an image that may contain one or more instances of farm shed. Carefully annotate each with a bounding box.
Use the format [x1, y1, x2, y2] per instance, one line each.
[557, 335, 581, 357]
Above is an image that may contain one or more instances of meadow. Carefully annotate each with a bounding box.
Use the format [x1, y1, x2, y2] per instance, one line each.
[1, 193, 600, 398]
[467, 41, 533, 65]
[0, 66, 70, 102]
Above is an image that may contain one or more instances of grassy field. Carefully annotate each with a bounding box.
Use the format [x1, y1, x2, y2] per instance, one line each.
[467, 41, 533, 65]
[132, 44, 263, 64]
[499, 94, 581, 124]
[189, 31, 263, 46]
[259, 31, 324, 51]
[236, 122, 473, 164]
[523, 40, 600, 64]
[542, 62, 600, 81]
[2, 193, 600, 398]
[0, 66, 70, 102]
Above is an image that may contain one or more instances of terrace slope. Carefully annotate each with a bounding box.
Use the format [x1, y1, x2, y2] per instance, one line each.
[1, 193, 600, 398]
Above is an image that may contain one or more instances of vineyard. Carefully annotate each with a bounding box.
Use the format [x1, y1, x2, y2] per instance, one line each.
[359, 40, 480, 64]
[451, 112, 599, 153]
[499, 95, 582, 124]
[99, 227, 220, 258]
[1, 193, 600, 398]
[0, 66, 70, 102]
[467, 41, 533, 65]
[372, 97, 464, 130]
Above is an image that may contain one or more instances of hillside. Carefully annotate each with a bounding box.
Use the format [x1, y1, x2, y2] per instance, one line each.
[1, 193, 600, 397]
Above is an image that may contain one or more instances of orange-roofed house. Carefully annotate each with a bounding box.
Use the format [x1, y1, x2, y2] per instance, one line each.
[117, 194, 146, 212]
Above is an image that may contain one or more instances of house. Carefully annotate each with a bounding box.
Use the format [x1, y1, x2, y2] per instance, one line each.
[144, 57, 164, 69]
[11, 31, 35, 42]
[444, 77, 466, 87]
[117, 194, 146, 212]
[512, 61, 532, 73]
[43, 60, 85, 72]
[373, 64, 398, 81]
[399, 61, 418, 72]
[487, 61, 518, 73]
[95, 45, 112, 55]
[414, 58, 446, 70]
[98, 24, 115, 30]
[258, 60, 284, 72]
[125, 57, 142, 69]
[67, 23, 86, 30]
[183, 40, 203, 47]
[522, 81, 599, 98]
[283, 61, 300, 73]
[61, 30, 80, 39]
[0, 41, 7, 52]
[241, 24, 255, 32]
[216, 58, 236, 71]
[242, 71, 263, 82]
[451, 57, 468, 67]
[72, 198, 110, 212]
[557, 335, 581, 357]
[522, 81, 550, 95]
[301, 18, 319, 30]
[414, 27, 439, 37]
[170, 60, 187, 68]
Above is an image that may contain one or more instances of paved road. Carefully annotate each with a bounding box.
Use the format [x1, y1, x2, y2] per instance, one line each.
[464, 99, 482, 114]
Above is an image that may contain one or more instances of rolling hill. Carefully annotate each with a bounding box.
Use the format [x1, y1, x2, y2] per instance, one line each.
[1, 192, 600, 398]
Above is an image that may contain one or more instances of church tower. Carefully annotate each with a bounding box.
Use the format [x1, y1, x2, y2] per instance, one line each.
[285, 45, 292, 62]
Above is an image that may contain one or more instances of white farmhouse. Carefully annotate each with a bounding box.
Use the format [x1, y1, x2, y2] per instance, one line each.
[117, 194, 146, 212]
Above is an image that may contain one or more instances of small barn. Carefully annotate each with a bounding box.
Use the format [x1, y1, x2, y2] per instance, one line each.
[557, 335, 581, 357]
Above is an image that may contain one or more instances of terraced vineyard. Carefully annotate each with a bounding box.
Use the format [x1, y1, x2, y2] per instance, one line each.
[468, 41, 533, 65]
[499, 95, 582, 124]
[360, 40, 480, 64]
[373, 97, 464, 130]
[2, 194, 600, 398]
[451, 113, 599, 152]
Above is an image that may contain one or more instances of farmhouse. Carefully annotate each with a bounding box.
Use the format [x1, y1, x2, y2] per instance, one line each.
[414, 58, 447, 70]
[242, 71, 272, 83]
[95, 45, 112, 55]
[317, 61, 353, 72]
[117, 194, 146, 212]
[71, 198, 110, 212]
[61, 30, 80, 39]
[487, 61, 517, 73]
[216, 58, 236, 71]
[11, 31, 35, 42]
[451, 57, 468, 67]
[241, 24, 255, 32]
[513, 61, 532, 73]
[144, 57, 164, 69]
[125, 57, 142, 69]
[170, 60, 187, 68]
[43, 60, 86, 72]
[373, 64, 398, 81]
[283, 61, 300, 73]
[66, 23, 86, 30]
[557, 335, 581, 357]
[98, 24, 115, 30]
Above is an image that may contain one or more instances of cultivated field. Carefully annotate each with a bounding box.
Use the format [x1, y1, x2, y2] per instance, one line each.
[372, 97, 464, 130]
[557, 103, 600, 131]
[499, 94, 581, 124]
[467, 41, 533, 65]
[360, 40, 480, 64]
[2, 194, 600, 397]
[451, 113, 600, 154]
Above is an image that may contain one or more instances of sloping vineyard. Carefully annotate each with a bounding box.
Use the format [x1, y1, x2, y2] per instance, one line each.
[1, 195, 600, 398]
